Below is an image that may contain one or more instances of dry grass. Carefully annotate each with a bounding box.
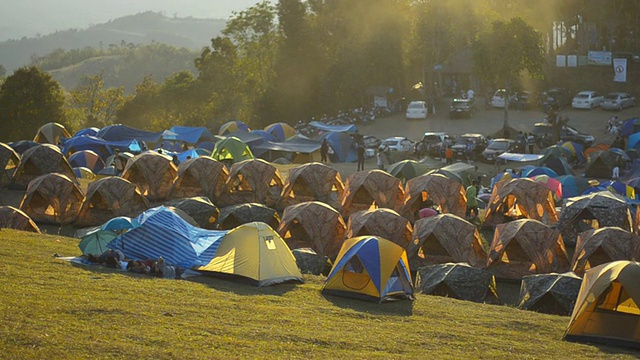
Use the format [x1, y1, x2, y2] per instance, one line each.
[0, 229, 638, 359]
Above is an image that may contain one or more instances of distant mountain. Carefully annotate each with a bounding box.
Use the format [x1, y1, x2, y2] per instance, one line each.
[0, 11, 226, 72]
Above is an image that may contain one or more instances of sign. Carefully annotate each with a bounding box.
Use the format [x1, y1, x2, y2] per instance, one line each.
[613, 58, 627, 82]
[567, 55, 578, 67]
[556, 55, 566, 67]
[588, 51, 612, 66]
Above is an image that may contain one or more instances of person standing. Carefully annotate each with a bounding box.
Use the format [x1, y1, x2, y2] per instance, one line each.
[465, 179, 479, 220]
[357, 144, 365, 171]
[445, 146, 453, 165]
[320, 139, 329, 163]
[376, 149, 385, 170]
[467, 88, 474, 102]
[113, 149, 124, 176]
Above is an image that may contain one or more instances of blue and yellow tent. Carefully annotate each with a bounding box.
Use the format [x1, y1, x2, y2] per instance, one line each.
[322, 236, 413, 302]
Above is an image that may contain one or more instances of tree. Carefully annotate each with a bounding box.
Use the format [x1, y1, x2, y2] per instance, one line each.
[473, 17, 545, 131]
[0, 64, 6, 78]
[0, 66, 66, 142]
[67, 72, 125, 128]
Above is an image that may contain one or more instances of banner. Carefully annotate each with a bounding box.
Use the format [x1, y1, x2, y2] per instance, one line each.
[588, 51, 612, 66]
[613, 58, 627, 82]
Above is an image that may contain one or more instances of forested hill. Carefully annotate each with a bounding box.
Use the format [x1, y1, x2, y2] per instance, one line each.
[0, 11, 225, 72]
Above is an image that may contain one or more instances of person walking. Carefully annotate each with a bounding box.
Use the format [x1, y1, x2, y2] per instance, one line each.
[320, 139, 329, 163]
[357, 144, 365, 171]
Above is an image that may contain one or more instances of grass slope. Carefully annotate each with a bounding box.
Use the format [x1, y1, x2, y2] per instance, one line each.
[0, 229, 638, 359]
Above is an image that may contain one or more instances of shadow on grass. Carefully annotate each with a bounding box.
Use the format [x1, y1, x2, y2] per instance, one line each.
[186, 273, 300, 296]
[321, 293, 414, 317]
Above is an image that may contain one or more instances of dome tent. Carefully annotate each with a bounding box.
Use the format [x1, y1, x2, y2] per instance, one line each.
[167, 157, 228, 202]
[0, 206, 41, 233]
[345, 208, 412, 249]
[518, 272, 582, 316]
[415, 263, 499, 304]
[401, 173, 466, 222]
[217, 159, 284, 208]
[277, 162, 344, 210]
[33, 122, 71, 144]
[0, 142, 19, 188]
[571, 227, 640, 276]
[11, 144, 75, 190]
[20, 173, 84, 225]
[215, 203, 280, 230]
[75, 177, 149, 227]
[122, 151, 177, 201]
[340, 170, 404, 218]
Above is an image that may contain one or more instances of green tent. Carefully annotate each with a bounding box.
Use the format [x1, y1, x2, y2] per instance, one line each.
[428, 162, 476, 187]
[211, 136, 254, 164]
[78, 230, 117, 256]
[387, 159, 432, 183]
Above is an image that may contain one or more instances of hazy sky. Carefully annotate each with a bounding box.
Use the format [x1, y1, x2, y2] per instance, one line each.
[0, 0, 264, 41]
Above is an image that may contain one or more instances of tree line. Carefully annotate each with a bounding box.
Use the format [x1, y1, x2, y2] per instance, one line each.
[1, 0, 639, 142]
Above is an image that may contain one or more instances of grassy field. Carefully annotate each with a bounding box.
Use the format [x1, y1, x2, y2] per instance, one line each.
[1, 229, 638, 359]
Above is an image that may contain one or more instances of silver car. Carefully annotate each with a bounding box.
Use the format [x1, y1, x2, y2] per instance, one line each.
[601, 92, 636, 111]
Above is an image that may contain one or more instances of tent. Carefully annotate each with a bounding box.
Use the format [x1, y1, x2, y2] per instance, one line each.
[218, 159, 284, 208]
[255, 137, 323, 164]
[483, 178, 558, 228]
[68, 150, 105, 173]
[73, 167, 96, 180]
[11, 144, 75, 190]
[387, 159, 431, 183]
[33, 122, 71, 144]
[60, 135, 113, 159]
[107, 206, 227, 268]
[8, 140, 39, 155]
[122, 151, 177, 201]
[557, 175, 590, 199]
[322, 236, 413, 302]
[530, 175, 563, 202]
[164, 197, 219, 230]
[408, 214, 487, 269]
[278, 162, 344, 210]
[518, 273, 582, 316]
[225, 130, 275, 157]
[340, 170, 405, 218]
[542, 156, 575, 176]
[264, 122, 296, 141]
[585, 150, 625, 179]
[560, 141, 586, 164]
[218, 120, 251, 135]
[164, 126, 215, 144]
[557, 191, 633, 245]
[0, 206, 40, 233]
[415, 263, 499, 304]
[96, 124, 163, 143]
[521, 166, 558, 178]
[291, 248, 332, 276]
[401, 173, 466, 222]
[211, 136, 254, 164]
[345, 208, 413, 249]
[197, 222, 303, 286]
[278, 201, 346, 259]
[75, 177, 149, 227]
[101, 216, 140, 232]
[316, 132, 357, 163]
[20, 173, 85, 225]
[216, 203, 280, 230]
[427, 162, 476, 187]
[572, 227, 640, 276]
[0, 143, 19, 188]
[73, 127, 100, 137]
[486, 219, 570, 279]
[620, 117, 640, 137]
[564, 261, 640, 349]
[167, 157, 228, 202]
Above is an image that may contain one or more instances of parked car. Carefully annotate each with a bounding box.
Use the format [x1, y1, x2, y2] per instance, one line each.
[539, 87, 573, 111]
[379, 137, 416, 153]
[531, 123, 595, 147]
[451, 133, 487, 160]
[362, 135, 382, 149]
[601, 92, 636, 111]
[449, 98, 475, 118]
[491, 89, 516, 108]
[419, 131, 452, 157]
[571, 91, 604, 109]
[406, 101, 428, 120]
[481, 138, 516, 162]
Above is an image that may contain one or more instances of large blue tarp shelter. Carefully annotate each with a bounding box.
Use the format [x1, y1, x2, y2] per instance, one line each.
[164, 126, 216, 144]
[97, 125, 163, 143]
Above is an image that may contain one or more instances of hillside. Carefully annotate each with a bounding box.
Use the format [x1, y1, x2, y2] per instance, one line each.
[0, 11, 225, 72]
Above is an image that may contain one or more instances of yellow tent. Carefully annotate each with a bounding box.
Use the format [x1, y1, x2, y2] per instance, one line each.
[197, 222, 303, 286]
[564, 261, 640, 349]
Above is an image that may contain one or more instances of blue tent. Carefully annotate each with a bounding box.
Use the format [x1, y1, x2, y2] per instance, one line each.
[620, 118, 640, 137]
[73, 127, 100, 137]
[61, 136, 113, 159]
[107, 206, 228, 268]
[8, 140, 39, 155]
[317, 132, 357, 163]
[165, 126, 215, 144]
[557, 175, 590, 199]
[97, 125, 163, 143]
[522, 166, 559, 178]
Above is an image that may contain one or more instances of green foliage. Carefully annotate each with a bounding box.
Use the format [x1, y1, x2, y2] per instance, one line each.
[0, 66, 66, 142]
[66, 72, 126, 129]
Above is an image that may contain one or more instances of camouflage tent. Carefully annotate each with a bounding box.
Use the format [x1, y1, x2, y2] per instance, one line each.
[291, 248, 333, 276]
[167, 157, 228, 202]
[164, 197, 219, 230]
[33, 122, 71, 144]
[340, 170, 405, 218]
[401, 173, 466, 222]
[557, 191, 633, 245]
[278, 201, 346, 259]
[415, 263, 499, 304]
[408, 214, 487, 270]
[0, 143, 19, 188]
[345, 208, 412, 249]
[218, 159, 284, 208]
[122, 151, 177, 201]
[0, 206, 41, 233]
[216, 203, 280, 230]
[584, 150, 625, 179]
[487, 219, 571, 279]
[75, 177, 149, 227]
[278, 162, 344, 210]
[518, 272, 582, 316]
[572, 227, 640, 276]
[11, 144, 75, 190]
[483, 178, 557, 228]
[20, 173, 84, 225]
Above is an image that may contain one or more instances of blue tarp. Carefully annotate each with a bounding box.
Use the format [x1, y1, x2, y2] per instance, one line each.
[621, 118, 640, 138]
[74, 127, 100, 137]
[107, 206, 228, 269]
[61, 136, 113, 158]
[97, 124, 163, 143]
[165, 126, 216, 144]
[309, 121, 357, 133]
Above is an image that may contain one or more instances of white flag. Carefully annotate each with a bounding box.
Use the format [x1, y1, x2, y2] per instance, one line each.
[613, 58, 627, 82]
